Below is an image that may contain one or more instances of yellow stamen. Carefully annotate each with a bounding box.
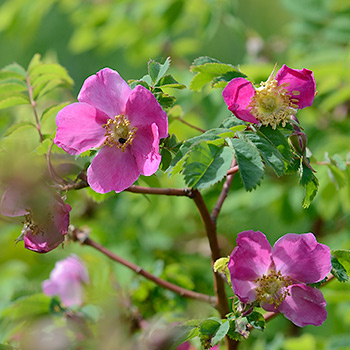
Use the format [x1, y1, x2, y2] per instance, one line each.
[255, 270, 292, 306]
[248, 72, 299, 129]
[102, 115, 137, 152]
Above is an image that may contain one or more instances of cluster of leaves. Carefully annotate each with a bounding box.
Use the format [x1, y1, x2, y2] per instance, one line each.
[172, 311, 265, 350]
[0, 54, 73, 142]
[129, 57, 185, 110]
[156, 57, 320, 208]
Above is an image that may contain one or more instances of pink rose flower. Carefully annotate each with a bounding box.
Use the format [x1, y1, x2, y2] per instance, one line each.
[0, 186, 71, 253]
[42, 255, 89, 307]
[54, 68, 168, 193]
[228, 230, 331, 327]
[222, 65, 316, 129]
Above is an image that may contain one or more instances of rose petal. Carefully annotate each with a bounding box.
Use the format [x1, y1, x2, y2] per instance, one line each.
[277, 284, 327, 327]
[23, 227, 65, 253]
[131, 124, 161, 176]
[0, 187, 27, 217]
[54, 102, 108, 155]
[229, 230, 272, 302]
[125, 85, 168, 139]
[78, 68, 132, 118]
[275, 65, 316, 109]
[222, 78, 259, 124]
[53, 202, 72, 234]
[42, 255, 89, 306]
[87, 146, 140, 193]
[272, 233, 331, 284]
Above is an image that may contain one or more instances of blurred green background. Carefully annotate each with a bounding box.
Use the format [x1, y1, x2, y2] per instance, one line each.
[0, 0, 349, 349]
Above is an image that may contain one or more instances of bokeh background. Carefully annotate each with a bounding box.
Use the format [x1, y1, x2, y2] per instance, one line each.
[0, 0, 349, 349]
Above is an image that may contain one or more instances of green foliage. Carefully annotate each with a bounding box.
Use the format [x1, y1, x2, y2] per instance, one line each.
[190, 56, 247, 91]
[245, 132, 285, 177]
[331, 256, 349, 283]
[299, 163, 319, 209]
[232, 137, 265, 191]
[246, 311, 265, 331]
[183, 141, 234, 190]
[333, 250, 350, 277]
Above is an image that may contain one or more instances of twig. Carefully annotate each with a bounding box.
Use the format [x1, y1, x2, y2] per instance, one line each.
[26, 75, 43, 143]
[175, 117, 206, 133]
[60, 181, 194, 198]
[125, 186, 193, 197]
[226, 165, 239, 176]
[191, 190, 230, 316]
[212, 160, 237, 221]
[73, 229, 216, 306]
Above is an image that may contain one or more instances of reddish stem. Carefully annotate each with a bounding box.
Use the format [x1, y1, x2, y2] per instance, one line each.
[73, 229, 216, 306]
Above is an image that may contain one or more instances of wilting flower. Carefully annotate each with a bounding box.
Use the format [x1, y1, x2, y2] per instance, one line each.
[0, 186, 71, 253]
[222, 65, 316, 129]
[228, 230, 331, 327]
[42, 255, 89, 307]
[54, 68, 168, 193]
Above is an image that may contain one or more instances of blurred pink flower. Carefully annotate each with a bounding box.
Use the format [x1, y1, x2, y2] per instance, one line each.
[228, 230, 331, 327]
[42, 255, 89, 307]
[0, 186, 71, 253]
[54, 68, 168, 193]
[222, 65, 316, 129]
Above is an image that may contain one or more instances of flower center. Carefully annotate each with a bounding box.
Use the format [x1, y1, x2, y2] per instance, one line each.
[23, 211, 42, 236]
[102, 115, 137, 151]
[255, 270, 291, 306]
[248, 73, 299, 129]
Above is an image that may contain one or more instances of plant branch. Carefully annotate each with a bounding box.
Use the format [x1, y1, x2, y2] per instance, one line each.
[212, 160, 237, 221]
[72, 228, 216, 306]
[175, 117, 206, 133]
[26, 75, 43, 143]
[125, 185, 193, 197]
[191, 189, 230, 316]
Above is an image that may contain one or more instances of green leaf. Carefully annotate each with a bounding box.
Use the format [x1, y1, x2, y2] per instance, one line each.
[333, 249, 350, 274]
[168, 128, 238, 175]
[29, 63, 73, 82]
[327, 164, 347, 190]
[330, 154, 347, 171]
[155, 92, 176, 109]
[160, 148, 173, 171]
[259, 126, 293, 162]
[199, 319, 221, 349]
[41, 102, 70, 123]
[0, 82, 27, 95]
[156, 74, 186, 89]
[32, 74, 72, 99]
[2, 294, 50, 320]
[183, 141, 233, 190]
[211, 320, 230, 345]
[299, 163, 319, 208]
[189, 72, 214, 91]
[128, 79, 151, 90]
[35, 138, 52, 155]
[246, 132, 285, 177]
[191, 56, 221, 67]
[246, 311, 265, 331]
[189, 56, 246, 91]
[148, 57, 171, 85]
[28, 60, 74, 100]
[0, 62, 27, 80]
[331, 256, 349, 282]
[0, 95, 29, 110]
[170, 325, 199, 350]
[232, 137, 265, 191]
